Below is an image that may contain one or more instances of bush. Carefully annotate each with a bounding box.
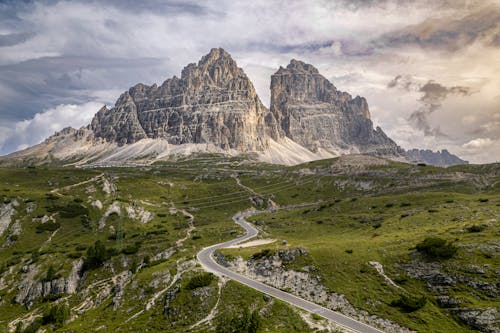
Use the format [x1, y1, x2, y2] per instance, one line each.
[251, 249, 273, 260]
[59, 203, 88, 218]
[44, 265, 60, 282]
[391, 294, 426, 312]
[185, 272, 214, 290]
[466, 224, 486, 233]
[216, 308, 260, 333]
[416, 237, 457, 259]
[42, 303, 70, 327]
[122, 242, 140, 255]
[35, 221, 61, 233]
[82, 240, 108, 271]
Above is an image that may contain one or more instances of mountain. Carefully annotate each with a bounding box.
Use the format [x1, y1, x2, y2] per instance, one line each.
[404, 149, 468, 167]
[91, 48, 279, 151]
[270, 59, 402, 156]
[1, 48, 407, 167]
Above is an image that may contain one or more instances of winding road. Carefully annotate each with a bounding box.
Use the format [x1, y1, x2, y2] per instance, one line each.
[197, 210, 385, 333]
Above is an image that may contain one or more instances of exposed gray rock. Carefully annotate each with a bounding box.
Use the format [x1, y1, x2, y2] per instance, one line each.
[467, 280, 499, 297]
[270, 59, 403, 157]
[164, 282, 181, 316]
[213, 251, 230, 267]
[399, 261, 456, 288]
[277, 247, 307, 262]
[451, 308, 499, 333]
[435, 295, 461, 308]
[0, 200, 18, 237]
[15, 259, 83, 306]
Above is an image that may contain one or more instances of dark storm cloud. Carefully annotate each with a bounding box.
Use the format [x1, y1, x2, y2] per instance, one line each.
[389, 76, 473, 136]
[0, 56, 165, 121]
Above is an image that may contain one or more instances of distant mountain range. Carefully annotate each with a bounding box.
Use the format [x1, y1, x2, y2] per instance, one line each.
[0, 48, 467, 167]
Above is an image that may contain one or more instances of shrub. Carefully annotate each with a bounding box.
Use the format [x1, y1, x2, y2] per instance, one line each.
[122, 243, 140, 255]
[82, 240, 108, 271]
[44, 265, 60, 281]
[391, 294, 426, 312]
[216, 308, 260, 333]
[251, 249, 273, 260]
[416, 237, 457, 259]
[466, 224, 486, 233]
[185, 272, 214, 290]
[59, 203, 88, 218]
[35, 221, 60, 233]
[45, 193, 59, 200]
[42, 303, 70, 327]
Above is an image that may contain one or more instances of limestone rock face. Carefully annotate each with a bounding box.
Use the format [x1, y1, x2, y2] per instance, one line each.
[270, 59, 402, 155]
[91, 48, 279, 151]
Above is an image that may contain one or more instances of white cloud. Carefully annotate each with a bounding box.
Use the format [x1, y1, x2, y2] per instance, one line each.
[0, 102, 102, 154]
[462, 138, 494, 149]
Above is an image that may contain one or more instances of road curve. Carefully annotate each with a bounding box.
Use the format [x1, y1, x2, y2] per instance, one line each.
[197, 210, 385, 333]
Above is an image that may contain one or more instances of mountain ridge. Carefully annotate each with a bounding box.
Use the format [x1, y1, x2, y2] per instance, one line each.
[0, 48, 466, 167]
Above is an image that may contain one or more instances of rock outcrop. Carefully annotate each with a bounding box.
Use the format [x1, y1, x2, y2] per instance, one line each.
[270, 59, 403, 156]
[225, 249, 413, 333]
[15, 259, 83, 307]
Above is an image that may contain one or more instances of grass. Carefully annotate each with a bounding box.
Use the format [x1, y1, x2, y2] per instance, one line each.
[0, 157, 498, 332]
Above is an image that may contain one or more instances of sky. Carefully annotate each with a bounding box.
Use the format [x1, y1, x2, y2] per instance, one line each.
[0, 0, 499, 163]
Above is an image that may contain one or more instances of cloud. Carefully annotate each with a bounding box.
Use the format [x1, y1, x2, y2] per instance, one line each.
[0, 0, 499, 163]
[388, 76, 473, 136]
[0, 101, 102, 154]
[378, 3, 500, 51]
[462, 138, 494, 149]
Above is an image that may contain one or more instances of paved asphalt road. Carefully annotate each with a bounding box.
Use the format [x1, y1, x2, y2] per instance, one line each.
[197, 210, 385, 333]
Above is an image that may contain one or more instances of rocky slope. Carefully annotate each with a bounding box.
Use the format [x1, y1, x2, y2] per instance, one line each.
[405, 149, 468, 167]
[1, 48, 414, 166]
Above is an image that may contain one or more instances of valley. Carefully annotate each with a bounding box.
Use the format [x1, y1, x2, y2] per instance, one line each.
[0, 155, 498, 332]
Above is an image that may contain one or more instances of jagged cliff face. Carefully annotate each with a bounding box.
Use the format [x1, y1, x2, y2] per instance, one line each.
[270, 59, 401, 155]
[91, 48, 279, 151]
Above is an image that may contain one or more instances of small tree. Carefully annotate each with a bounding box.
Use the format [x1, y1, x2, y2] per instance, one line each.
[45, 265, 59, 281]
[42, 303, 70, 328]
[82, 240, 108, 271]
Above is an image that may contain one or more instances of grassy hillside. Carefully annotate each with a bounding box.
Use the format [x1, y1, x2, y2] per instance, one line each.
[0, 155, 498, 332]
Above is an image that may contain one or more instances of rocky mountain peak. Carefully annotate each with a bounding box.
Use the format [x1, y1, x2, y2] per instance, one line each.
[284, 59, 320, 74]
[270, 59, 401, 155]
[181, 47, 242, 87]
[90, 48, 275, 150]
